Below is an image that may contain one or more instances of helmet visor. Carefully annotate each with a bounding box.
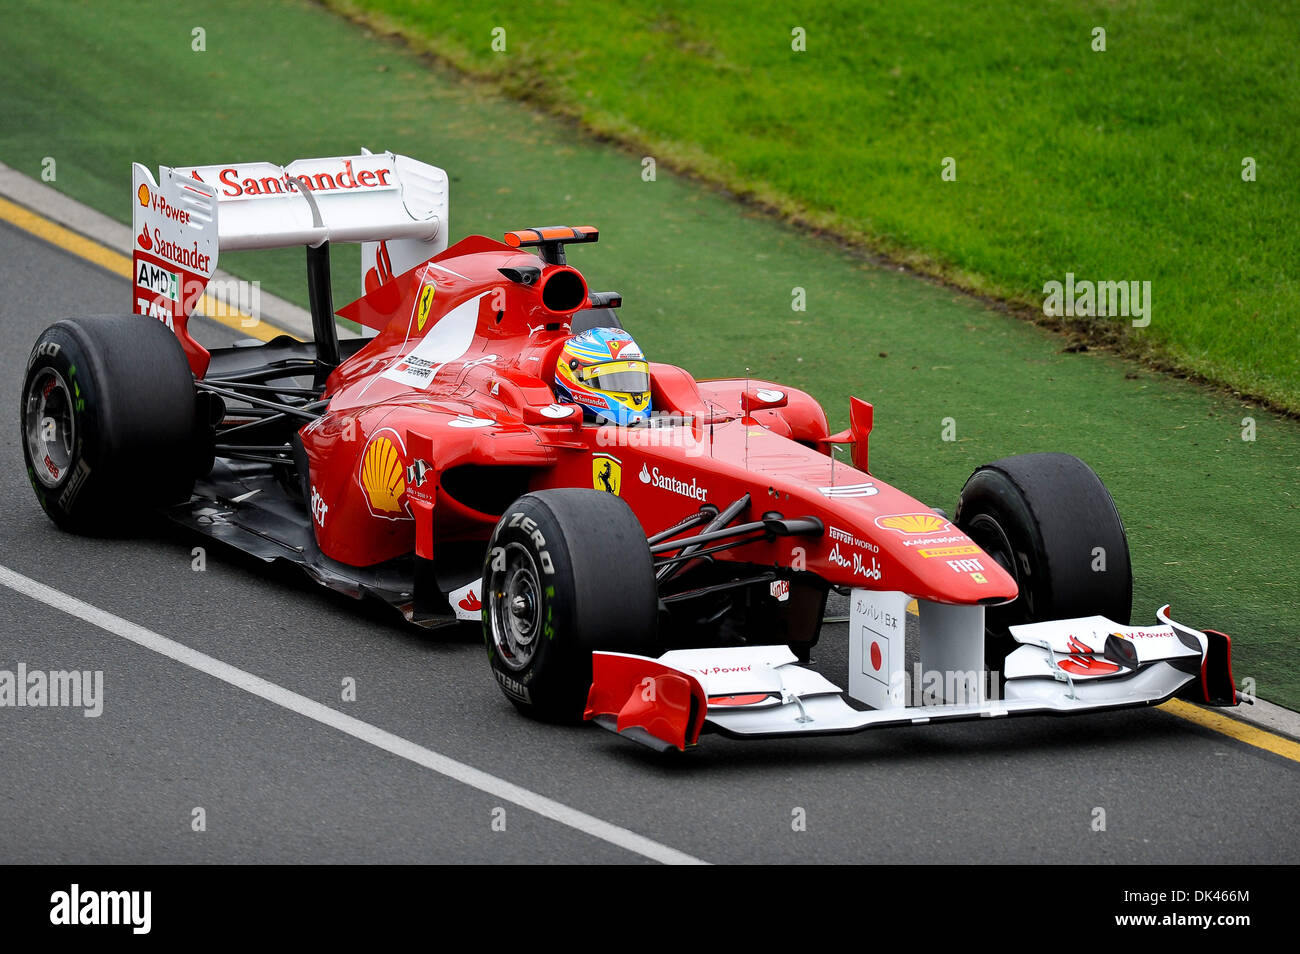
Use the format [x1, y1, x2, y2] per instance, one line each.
[580, 360, 650, 394]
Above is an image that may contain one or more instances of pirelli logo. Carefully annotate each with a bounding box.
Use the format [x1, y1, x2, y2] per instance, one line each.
[917, 545, 982, 559]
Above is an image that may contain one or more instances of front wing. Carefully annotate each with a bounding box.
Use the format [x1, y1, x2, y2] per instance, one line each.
[584, 602, 1239, 752]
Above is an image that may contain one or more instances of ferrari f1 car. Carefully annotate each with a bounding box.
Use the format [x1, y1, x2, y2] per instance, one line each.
[21, 151, 1239, 752]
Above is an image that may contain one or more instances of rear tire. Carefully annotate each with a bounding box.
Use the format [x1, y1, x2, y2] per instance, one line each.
[955, 453, 1132, 664]
[21, 315, 198, 533]
[483, 488, 658, 723]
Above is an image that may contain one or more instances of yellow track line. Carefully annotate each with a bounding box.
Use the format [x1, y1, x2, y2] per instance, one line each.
[1159, 699, 1300, 763]
[0, 195, 292, 342]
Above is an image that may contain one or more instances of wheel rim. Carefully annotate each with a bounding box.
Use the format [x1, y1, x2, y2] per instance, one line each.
[24, 368, 76, 488]
[972, 514, 1040, 629]
[488, 543, 544, 671]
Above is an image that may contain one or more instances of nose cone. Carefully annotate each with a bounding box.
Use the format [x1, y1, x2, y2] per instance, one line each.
[872, 514, 1019, 603]
[834, 506, 1020, 605]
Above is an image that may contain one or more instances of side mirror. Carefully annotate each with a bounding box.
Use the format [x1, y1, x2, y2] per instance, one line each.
[523, 402, 583, 425]
[741, 387, 789, 413]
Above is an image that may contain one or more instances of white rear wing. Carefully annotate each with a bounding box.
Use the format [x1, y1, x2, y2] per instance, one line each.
[131, 150, 448, 365]
[174, 151, 447, 251]
[131, 150, 447, 251]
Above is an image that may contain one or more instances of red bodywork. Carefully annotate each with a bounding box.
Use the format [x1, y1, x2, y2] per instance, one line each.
[290, 233, 1017, 606]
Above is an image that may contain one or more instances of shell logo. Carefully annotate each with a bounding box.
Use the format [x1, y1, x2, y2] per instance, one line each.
[138, 184, 150, 207]
[359, 430, 410, 519]
[874, 512, 951, 535]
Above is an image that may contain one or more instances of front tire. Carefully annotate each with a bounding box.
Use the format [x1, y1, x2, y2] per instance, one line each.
[21, 315, 198, 532]
[955, 453, 1132, 664]
[483, 489, 658, 723]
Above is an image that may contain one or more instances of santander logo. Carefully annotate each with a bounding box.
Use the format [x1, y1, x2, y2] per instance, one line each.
[137, 225, 153, 251]
[200, 159, 394, 200]
[449, 580, 482, 619]
[638, 463, 708, 501]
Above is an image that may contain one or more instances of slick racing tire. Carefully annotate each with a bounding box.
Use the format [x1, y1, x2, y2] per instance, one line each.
[483, 488, 658, 723]
[21, 315, 198, 533]
[955, 453, 1132, 666]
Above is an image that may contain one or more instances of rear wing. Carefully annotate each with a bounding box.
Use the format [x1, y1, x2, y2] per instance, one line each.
[131, 150, 448, 375]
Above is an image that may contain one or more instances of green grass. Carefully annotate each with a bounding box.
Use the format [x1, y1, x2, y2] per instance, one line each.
[0, 0, 1297, 709]
[328, 0, 1300, 414]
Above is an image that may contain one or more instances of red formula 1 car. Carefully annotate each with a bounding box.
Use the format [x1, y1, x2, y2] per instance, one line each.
[21, 152, 1239, 752]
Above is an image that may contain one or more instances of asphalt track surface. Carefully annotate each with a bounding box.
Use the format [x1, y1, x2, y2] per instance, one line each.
[1, 220, 1297, 864]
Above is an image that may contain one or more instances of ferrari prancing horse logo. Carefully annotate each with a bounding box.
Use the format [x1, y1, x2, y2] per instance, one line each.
[416, 282, 436, 332]
[593, 454, 621, 496]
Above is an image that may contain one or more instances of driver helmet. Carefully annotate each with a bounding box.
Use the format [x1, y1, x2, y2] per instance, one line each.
[553, 327, 652, 426]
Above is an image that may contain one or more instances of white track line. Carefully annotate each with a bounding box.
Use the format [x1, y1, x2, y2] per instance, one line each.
[0, 563, 707, 866]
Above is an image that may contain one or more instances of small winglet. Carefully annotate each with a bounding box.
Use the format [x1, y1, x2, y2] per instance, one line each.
[503, 226, 598, 265]
[585, 652, 707, 751]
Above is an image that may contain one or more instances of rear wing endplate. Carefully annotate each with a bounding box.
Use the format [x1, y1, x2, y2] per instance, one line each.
[131, 150, 448, 375]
